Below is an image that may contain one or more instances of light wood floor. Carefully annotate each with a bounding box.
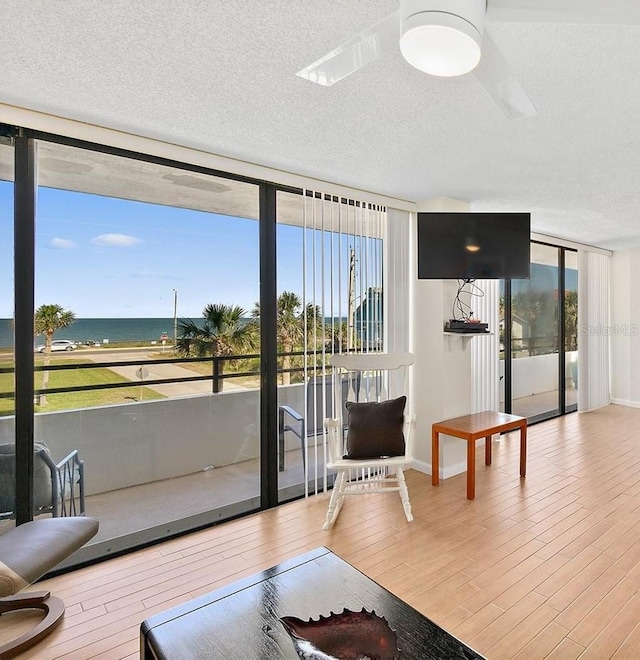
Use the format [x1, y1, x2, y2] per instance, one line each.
[12, 403, 640, 659]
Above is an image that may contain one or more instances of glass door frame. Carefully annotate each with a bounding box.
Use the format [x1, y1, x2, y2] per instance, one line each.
[9, 126, 301, 535]
[502, 239, 578, 423]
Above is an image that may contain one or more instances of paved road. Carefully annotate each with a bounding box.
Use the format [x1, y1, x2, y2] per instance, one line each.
[67, 347, 249, 397]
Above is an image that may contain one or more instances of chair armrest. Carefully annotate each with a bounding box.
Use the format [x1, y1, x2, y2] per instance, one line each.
[279, 405, 303, 423]
[279, 405, 305, 440]
[55, 449, 80, 470]
[53, 450, 85, 517]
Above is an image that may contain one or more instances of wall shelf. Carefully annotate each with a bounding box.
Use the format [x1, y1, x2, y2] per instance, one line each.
[443, 331, 494, 345]
[443, 332, 493, 337]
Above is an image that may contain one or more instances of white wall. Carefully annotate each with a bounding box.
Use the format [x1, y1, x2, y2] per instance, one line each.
[412, 198, 475, 479]
[413, 277, 482, 478]
[0, 385, 307, 496]
[498, 352, 578, 402]
[501, 354, 555, 400]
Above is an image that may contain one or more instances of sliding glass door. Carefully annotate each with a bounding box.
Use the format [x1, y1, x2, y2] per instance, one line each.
[564, 250, 579, 412]
[3, 126, 399, 564]
[501, 241, 578, 422]
[511, 243, 561, 419]
[30, 139, 262, 556]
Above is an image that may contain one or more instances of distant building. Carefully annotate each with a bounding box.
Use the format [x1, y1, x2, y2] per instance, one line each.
[354, 287, 383, 350]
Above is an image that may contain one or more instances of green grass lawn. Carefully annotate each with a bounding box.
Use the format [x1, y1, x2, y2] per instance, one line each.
[176, 357, 261, 389]
[0, 356, 164, 416]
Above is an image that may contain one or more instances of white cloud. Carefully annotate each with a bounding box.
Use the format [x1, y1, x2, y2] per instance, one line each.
[91, 233, 142, 247]
[51, 237, 76, 249]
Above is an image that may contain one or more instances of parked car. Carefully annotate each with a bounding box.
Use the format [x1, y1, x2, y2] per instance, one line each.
[35, 340, 76, 352]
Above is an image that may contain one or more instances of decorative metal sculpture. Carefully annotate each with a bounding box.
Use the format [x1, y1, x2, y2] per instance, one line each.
[280, 607, 399, 660]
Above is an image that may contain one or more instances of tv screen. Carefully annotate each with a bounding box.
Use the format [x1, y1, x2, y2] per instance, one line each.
[417, 212, 531, 279]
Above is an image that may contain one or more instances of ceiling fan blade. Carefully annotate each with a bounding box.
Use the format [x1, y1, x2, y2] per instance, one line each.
[473, 31, 537, 119]
[297, 11, 399, 86]
[487, 0, 640, 25]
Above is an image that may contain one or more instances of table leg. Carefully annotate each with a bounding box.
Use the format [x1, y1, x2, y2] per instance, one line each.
[432, 428, 439, 486]
[520, 423, 527, 478]
[485, 434, 492, 465]
[467, 439, 475, 500]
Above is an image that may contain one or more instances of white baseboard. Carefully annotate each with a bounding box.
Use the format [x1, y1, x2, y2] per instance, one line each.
[439, 461, 468, 480]
[411, 459, 430, 475]
[410, 459, 467, 480]
[610, 398, 640, 408]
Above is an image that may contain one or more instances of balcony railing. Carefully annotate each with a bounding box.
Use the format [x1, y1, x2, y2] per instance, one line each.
[0, 348, 361, 404]
[499, 334, 578, 358]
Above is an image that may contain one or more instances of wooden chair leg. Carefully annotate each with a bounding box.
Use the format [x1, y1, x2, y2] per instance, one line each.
[323, 472, 346, 530]
[396, 468, 413, 522]
[0, 591, 65, 659]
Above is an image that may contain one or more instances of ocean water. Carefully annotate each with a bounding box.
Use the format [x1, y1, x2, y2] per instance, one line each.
[0, 315, 347, 348]
[0, 318, 200, 348]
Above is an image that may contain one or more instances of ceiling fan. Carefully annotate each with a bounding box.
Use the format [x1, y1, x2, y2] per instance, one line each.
[297, 0, 640, 119]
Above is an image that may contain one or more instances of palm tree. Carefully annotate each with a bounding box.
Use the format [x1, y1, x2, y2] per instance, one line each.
[512, 289, 556, 356]
[326, 320, 350, 352]
[253, 292, 322, 385]
[34, 303, 76, 405]
[176, 303, 255, 358]
[564, 290, 578, 351]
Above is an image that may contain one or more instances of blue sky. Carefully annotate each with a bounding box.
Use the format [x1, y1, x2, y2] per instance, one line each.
[1, 180, 571, 320]
[511, 263, 578, 293]
[0, 181, 309, 318]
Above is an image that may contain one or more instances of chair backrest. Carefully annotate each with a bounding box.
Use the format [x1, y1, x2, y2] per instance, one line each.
[303, 373, 351, 437]
[330, 352, 414, 404]
[0, 443, 54, 519]
[328, 352, 415, 458]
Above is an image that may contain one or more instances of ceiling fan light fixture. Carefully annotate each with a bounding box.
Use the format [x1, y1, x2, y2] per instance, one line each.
[400, 10, 482, 78]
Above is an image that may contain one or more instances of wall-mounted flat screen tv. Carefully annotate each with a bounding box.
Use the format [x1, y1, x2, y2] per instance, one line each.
[417, 212, 531, 279]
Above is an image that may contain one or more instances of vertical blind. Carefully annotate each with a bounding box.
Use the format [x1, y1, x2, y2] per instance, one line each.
[290, 194, 411, 495]
[471, 279, 500, 412]
[300, 191, 384, 495]
[386, 208, 412, 355]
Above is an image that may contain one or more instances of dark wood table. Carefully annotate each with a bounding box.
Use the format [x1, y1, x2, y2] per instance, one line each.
[141, 546, 484, 659]
[432, 410, 527, 500]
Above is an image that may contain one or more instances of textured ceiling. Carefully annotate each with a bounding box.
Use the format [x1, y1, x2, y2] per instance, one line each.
[1, 0, 640, 250]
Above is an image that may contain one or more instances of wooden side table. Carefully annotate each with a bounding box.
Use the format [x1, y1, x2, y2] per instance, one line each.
[432, 411, 527, 500]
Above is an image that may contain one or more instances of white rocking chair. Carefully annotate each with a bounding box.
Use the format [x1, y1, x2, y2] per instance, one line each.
[323, 352, 415, 530]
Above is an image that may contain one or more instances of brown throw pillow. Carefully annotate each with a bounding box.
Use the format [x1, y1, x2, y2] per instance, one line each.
[344, 396, 406, 459]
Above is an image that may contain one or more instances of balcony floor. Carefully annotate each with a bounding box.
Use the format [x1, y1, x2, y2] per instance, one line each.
[510, 387, 578, 419]
[84, 446, 321, 543]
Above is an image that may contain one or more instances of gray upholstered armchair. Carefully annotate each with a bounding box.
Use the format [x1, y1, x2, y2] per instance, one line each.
[0, 516, 98, 657]
[0, 442, 86, 519]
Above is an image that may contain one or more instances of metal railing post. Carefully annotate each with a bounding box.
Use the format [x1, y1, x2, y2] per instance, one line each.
[212, 356, 222, 393]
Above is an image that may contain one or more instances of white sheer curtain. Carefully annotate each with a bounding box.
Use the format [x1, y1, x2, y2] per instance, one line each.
[578, 250, 610, 411]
